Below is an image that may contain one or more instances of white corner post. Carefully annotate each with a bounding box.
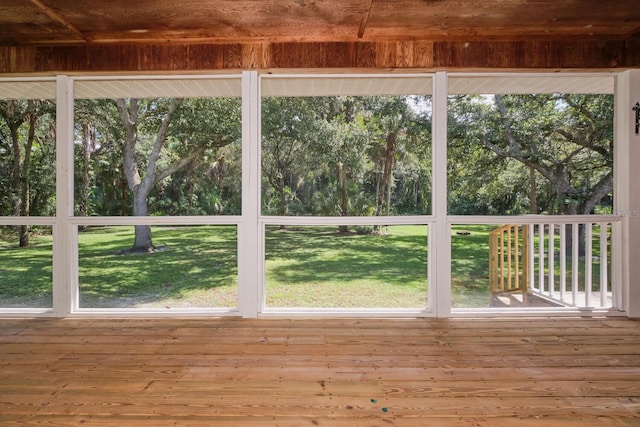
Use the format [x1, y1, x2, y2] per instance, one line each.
[238, 70, 260, 318]
[432, 71, 451, 317]
[52, 75, 75, 316]
[615, 70, 640, 317]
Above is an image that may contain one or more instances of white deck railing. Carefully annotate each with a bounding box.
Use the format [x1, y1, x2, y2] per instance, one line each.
[527, 220, 616, 308]
[483, 216, 621, 310]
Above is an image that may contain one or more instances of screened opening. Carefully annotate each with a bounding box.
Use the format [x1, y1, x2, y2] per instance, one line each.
[447, 75, 614, 216]
[0, 225, 53, 308]
[264, 224, 428, 308]
[73, 78, 242, 219]
[447, 74, 617, 311]
[72, 77, 242, 311]
[261, 76, 433, 217]
[0, 80, 56, 310]
[0, 72, 627, 317]
[451, 222, 613, 310]
[78, 225, 238, 309]
[261, 75, 433, 311]
[0, 81, 57, 219]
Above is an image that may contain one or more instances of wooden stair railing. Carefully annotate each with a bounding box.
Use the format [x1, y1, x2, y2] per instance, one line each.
[489, 224, 530, 305]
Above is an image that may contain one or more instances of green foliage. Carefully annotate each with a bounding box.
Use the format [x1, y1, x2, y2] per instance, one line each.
[73, 97, 242, 217]
[2, 90, 613, 221]
[261, 95, 432, 217]
[0, 99, 56, 218]
[448, 94, 613, 215]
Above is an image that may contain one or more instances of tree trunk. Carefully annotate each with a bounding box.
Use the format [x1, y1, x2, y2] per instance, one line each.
[79, 122, 95, 220]
[529, 167, 537, 214]
[278, 176, 287, 231]
[132, 190, 154, 252]
[7, 110, 25, 245]
[337, 162, 349, 233]
[565, 223, 586, 258]
[116, 98, 188, 253]
[376, 132, 397, 217]
[7, 102, 37, 247]
[385, 169, 393, 217]
[563, 197, 586, 257]
[374, 132, 397, 231]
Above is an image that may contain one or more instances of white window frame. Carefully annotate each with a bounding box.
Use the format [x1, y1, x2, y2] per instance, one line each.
[0, 71, 633, 318]
[66, 75, 244, 317]
[257, 72, 437, 317]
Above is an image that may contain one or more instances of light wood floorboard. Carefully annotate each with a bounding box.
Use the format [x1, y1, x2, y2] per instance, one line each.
[0, 317, 639, 426]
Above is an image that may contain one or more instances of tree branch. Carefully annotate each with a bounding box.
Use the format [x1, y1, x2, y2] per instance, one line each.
[155, 144, 206, 183]
[145, 98, 183, 193]
[582, 171, 613, 215]
[116, 99, 141, 192]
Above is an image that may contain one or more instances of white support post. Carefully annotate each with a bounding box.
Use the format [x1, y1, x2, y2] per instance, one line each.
[237, 71, 260, 318]
[548, 223, 555, 298]
[528, 224, 535, 292]
[538, 225, 545, 294]
[600, 223, 609, 308]
[559, 224, 566, 302]
[52, 75, 74, 317]
[614, 70, 640, 316]
[585, 223, 593, 308]
[432, 72, 450, 317]
[572, 223, 579, 305]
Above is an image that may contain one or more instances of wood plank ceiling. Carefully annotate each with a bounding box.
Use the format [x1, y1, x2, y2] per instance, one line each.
[1, 0, 639, 72]
[3, 0, 639, 45]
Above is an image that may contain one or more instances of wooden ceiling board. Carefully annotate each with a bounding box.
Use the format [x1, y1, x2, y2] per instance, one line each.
[0, 0, 637, 46]
[1, 0, 639, 72]
[0, 0, 81, 45]
[364, 0, 640, 40]
[29, 0, 371, 43]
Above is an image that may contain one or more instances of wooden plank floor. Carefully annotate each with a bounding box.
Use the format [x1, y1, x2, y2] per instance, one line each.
[0, 317, 639, 426]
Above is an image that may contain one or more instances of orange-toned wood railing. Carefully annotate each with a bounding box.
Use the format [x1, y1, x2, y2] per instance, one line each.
[489, 224, 529, 299]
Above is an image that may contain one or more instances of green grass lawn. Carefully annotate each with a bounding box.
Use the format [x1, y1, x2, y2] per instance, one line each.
[0, 227, 53, 308]
[451, 225, 494, 308]
[264, 225, 428, 308]
[0, 223, 606, 310]
[77, 225, 238, 308]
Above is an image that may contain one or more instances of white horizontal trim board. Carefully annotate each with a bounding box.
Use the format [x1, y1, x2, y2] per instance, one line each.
[69, 216, 243, 226]
[260, 308, 434, 318]
[0, 78, 57, 99]
[448, 73, 615, 94]
[0, 71, 630, 318]
[261, 74, 434, 97]
[73, 76, 242, 99]
[70, 308, 240, 318]
[449, 215, 622, 224]
[0, 217, 58, 225]
[259, 215, 434, 226]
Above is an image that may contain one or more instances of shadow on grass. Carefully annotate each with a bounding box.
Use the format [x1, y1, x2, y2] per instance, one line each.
[78, 225, 238, 308]
[0, 227, 53, 307]
[265, 225, 429, 307]
[451, 225, 496, 308]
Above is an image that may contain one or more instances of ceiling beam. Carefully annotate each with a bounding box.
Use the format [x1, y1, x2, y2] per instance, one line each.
[29, 0, 88, 42]
[358, 0, 374, 39]
[1, 39, 638, 74]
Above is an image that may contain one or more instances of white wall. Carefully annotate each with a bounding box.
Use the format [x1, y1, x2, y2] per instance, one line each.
[616, 71, 640, 317]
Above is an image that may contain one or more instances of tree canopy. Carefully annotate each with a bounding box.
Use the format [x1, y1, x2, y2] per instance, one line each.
[0, 90, 614, 247]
